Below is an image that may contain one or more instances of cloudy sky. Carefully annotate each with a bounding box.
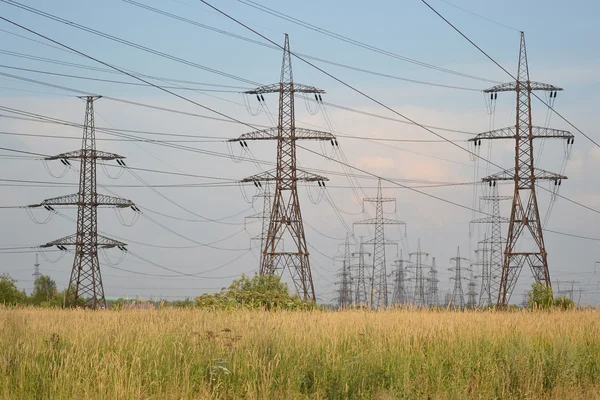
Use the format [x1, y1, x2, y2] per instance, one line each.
[0, 0, 598, 305]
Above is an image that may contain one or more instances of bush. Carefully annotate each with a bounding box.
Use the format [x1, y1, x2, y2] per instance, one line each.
[194, 274, 316, 311]
[528, 283, 554, 310]
[554, 296, 576, 310]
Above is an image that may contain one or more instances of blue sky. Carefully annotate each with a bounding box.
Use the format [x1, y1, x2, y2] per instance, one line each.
[0, 0, 599, 305]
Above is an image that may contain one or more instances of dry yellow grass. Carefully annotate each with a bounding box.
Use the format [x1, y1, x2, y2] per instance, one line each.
[1, 308, 600, 399]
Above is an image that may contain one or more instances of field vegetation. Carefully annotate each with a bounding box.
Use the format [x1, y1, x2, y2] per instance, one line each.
[1, 307, 599, 399]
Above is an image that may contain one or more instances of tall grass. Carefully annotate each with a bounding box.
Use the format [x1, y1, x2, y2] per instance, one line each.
[1, 308, 599, 399]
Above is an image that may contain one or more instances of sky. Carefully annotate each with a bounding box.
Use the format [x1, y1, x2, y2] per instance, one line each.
[0, 0, 599, 305]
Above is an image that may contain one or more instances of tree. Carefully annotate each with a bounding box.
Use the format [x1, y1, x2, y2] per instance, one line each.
[527, 283, 554, 310]
[31, 274, 58, 305]
[0, 274, 26, 305]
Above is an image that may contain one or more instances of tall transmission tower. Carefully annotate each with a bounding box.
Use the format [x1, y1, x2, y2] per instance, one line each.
[352, 237, 370, 306]
[354, 179, 405, 308]
[335, 234, 353, 308]
[391, 250, 409, 306]
[426, 256, 439, 307]
[409, 239, 429, 307]
[33, 96, 133, 308]
[466, 270, 478, 308]
[473, 235, 491, 307]
[449, 247, 469, 308]
[469, 32, 574, 306]
[32, 253, 41, 280]
[228, 34, 335, 301]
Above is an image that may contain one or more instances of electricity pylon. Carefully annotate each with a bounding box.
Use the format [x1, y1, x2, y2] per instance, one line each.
[470, 183, 511, 305]
[33, 96, 133, 308]
[228, 34, 335, 301]
[391, 250, 409, 305]
[32, 253, 41, 281]
[335, 233, 353, 309]
[246, 183, 272, 267]
[473, 235, 491, 307]
[466, 271, 478, 308]
[426, 256, 439, 307]
[352, 237, 370, 306]
[409, 239, 429, 307]
[354, 179, 405, 308]
[469, 32, 574, 306]
[449, 247, 469, 308]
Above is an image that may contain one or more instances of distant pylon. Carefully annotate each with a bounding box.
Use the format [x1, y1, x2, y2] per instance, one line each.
[469, 32, 574, 305]
[352, 237, 371, 306]
[354, 179, 405, 308]
[466, 270, 478, 308]
[246, 183, 272, 267]
[391, 250, 409, 305]
[335, 233, 353, 309]
[32, 253, 41, 280]
[449, 247, 469, 308]
[32, 96, 134, 308]
[228, 34, 335, 301]
[409, 239, 429, 307]
[470, 182, 511, 305]
[426, 256, 439, 307]
[473, 235, 491, 307]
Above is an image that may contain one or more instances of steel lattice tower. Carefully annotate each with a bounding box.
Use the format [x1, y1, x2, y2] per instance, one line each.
[471, 183, 511, 305]
[32, 253, 41, 281]
[449, 247, 469, 308]
[354, 179, 405, 308]
[335, 233, 353, 308]
[228, 34, 335, 301]
[34, 96, 133, 308]
[352, 237, 370, 306]
[391, 250, 409, 305]
[466, 270, 478, 308]
[409, 239, 429, 307]
[473, 235, 491, 307]
[426, 256, 439, 307]
[469, 32, 574, 306]
[246, 183, 272, 268]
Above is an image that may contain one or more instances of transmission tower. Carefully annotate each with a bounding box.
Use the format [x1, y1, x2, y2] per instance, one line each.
[335, 234, 353, 308]
[354, 179, 405, 308]
[473, 235, 491, 307]
[32, 253, 41, 280]
[466, 271, 478, 308]
[391, 250, 409, 306]
[245, 183, 272, 268]
[228, 34, 335, 301]
[33, 96, 133, 308]
[471, 183, 511, 305]
[469, 32, 574, 306]
[449, 247, 469, 308]
[352, 237, 370, 306]
[408, 239, 429, 307]
[426, 256, 439, 307]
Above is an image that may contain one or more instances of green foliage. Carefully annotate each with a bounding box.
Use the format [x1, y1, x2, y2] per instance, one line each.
[0, 274, 26, 305]
[194, 274, 316, 310]
[528, 283, 554, 310]
[554, 296, 576, 310]
[30, 275, 58, 306]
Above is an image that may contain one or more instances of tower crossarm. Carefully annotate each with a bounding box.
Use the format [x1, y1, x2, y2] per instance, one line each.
[240, 169, 328, 183]
[229, 127, 335, 142]
[354, 218, 406, 226]
[470, 216, 510, 224]
[484, 81, 563, 93]
[41, 234, 126, 248]
[482, 168, 567, 182]
[362, 197, 396, 203]
[468, 127, 573, 142]
[46, 149, 125, 160]
[30, 193, 134, 208]
[245, 83, 325, 95]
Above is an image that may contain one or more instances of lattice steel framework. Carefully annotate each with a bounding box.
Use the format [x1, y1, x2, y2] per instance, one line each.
[229, 34, 335, 301]
[34, 96, 133, 308]
[354, 179, 404, 308]
[449, 247, 469, 308]
[409, 239, 429, 307]
[426, 256, 439, 307]
[246, 183, 272, 268]
[469, 32, 574, 306]
[466, 271, 478, 308]
[391, 250, 409, 306]
[352, 237, 370, 306]
[335, 234, 353, 308]
[470, 183, 511, 305]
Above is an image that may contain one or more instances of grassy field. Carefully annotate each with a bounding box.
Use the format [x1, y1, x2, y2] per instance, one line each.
[1, 308, 599, 399]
